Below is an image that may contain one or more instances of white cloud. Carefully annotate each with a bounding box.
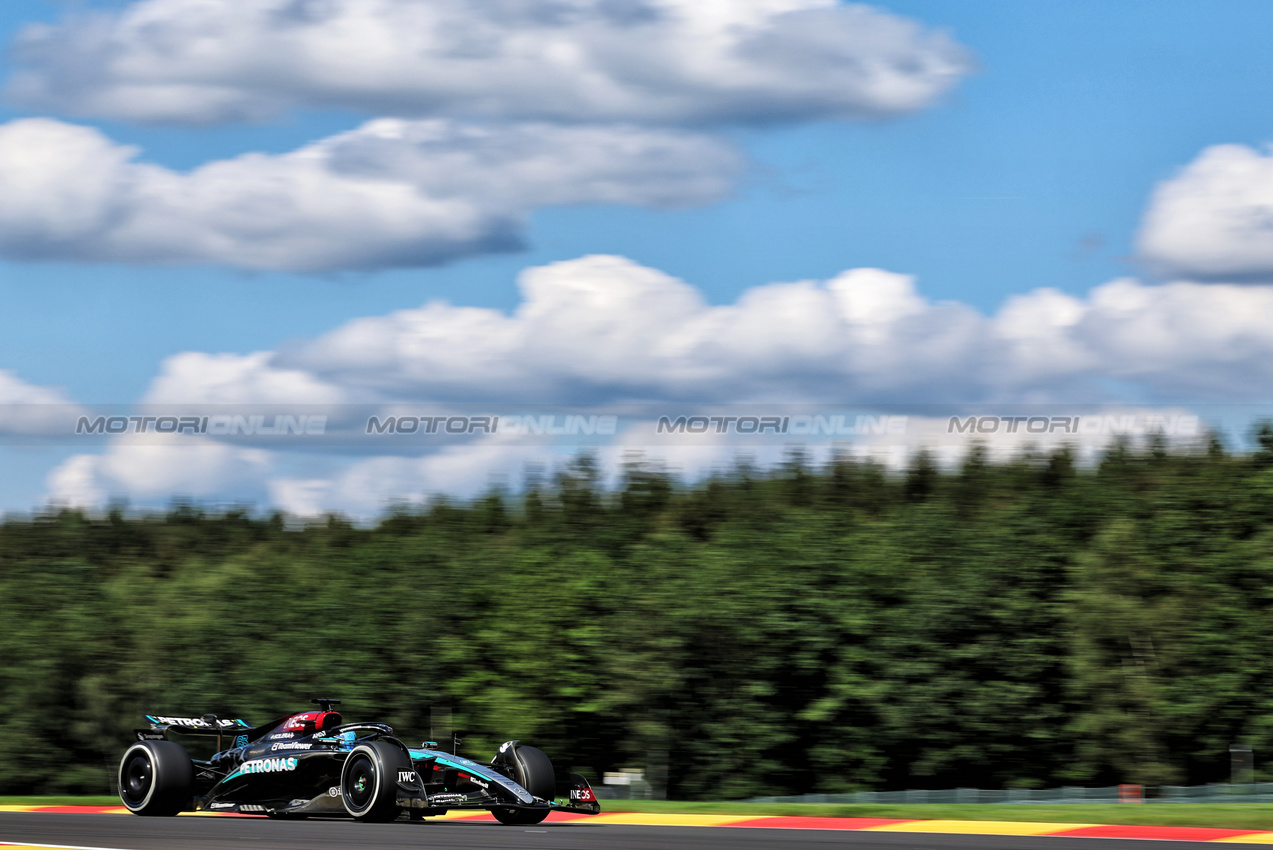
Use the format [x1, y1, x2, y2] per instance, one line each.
[0, 369, 82, 435]
[44, 455, 111, 511]
[266, 429, 767, 518]
[49, 255, 1273, 514]
[49, 405, 1209, 517]
[268, 442, 536, 517]
[45, 435, 273, 509]
[144, 352, 346, 405]
[0, 369, 74, 406]
[0, 118, 741, 271]
[1069, 279, 1273, 399]
[9, 0, 971, 126]
[170, 406, 1206, 519]
[1138, 143, 1273, 282]
[143, 257, 991, 404]
[141, 254, 1273, 408]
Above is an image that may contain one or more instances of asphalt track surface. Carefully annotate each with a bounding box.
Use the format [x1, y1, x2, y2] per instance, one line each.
[0, 813, 1246, 850]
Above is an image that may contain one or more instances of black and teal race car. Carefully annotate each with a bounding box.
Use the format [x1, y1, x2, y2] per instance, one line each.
[118, 699, 601, 824]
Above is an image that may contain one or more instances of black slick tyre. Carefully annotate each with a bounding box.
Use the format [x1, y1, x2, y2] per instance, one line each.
[492, 745, 553, 826]
[341, 741, 409, 822]
[118, 741, 194, 816]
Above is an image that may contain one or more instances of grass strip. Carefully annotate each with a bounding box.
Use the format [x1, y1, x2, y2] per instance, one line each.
[8, 798, 1273, 831]
[591, 801, 1273, 830]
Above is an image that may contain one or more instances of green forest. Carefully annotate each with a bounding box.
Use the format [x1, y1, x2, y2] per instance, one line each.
[5, 432, 1273, 798]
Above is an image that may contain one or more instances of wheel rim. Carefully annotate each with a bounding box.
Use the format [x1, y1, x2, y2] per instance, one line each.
[345, 755, 375, 811]
[121, 751, 153, 808]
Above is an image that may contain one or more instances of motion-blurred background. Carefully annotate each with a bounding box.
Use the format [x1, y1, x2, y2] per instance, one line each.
[6, 435, 1273, 797]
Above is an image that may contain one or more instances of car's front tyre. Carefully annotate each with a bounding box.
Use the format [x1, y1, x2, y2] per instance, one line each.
[492, 745, 554, 826]
[118, 741, 194, 816]
[341, 741, 409, 822]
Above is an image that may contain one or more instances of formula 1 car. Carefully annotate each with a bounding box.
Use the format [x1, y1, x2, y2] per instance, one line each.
[117, 699, 601, 824]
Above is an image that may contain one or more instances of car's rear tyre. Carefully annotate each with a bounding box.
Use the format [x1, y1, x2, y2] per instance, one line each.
[341, 741, 409, 822]
[118, 741, 194, 816]
[492, 745, 553, 826]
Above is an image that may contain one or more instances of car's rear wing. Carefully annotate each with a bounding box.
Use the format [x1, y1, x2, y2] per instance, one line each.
[144, 714, 252, 731]
[138, 715, 253, 744]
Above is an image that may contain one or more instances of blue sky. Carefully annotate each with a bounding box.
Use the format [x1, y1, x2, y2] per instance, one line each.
[2, 0, 1273, 515]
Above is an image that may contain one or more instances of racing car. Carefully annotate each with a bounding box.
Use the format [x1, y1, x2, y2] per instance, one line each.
[117, 699, 601, 824]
